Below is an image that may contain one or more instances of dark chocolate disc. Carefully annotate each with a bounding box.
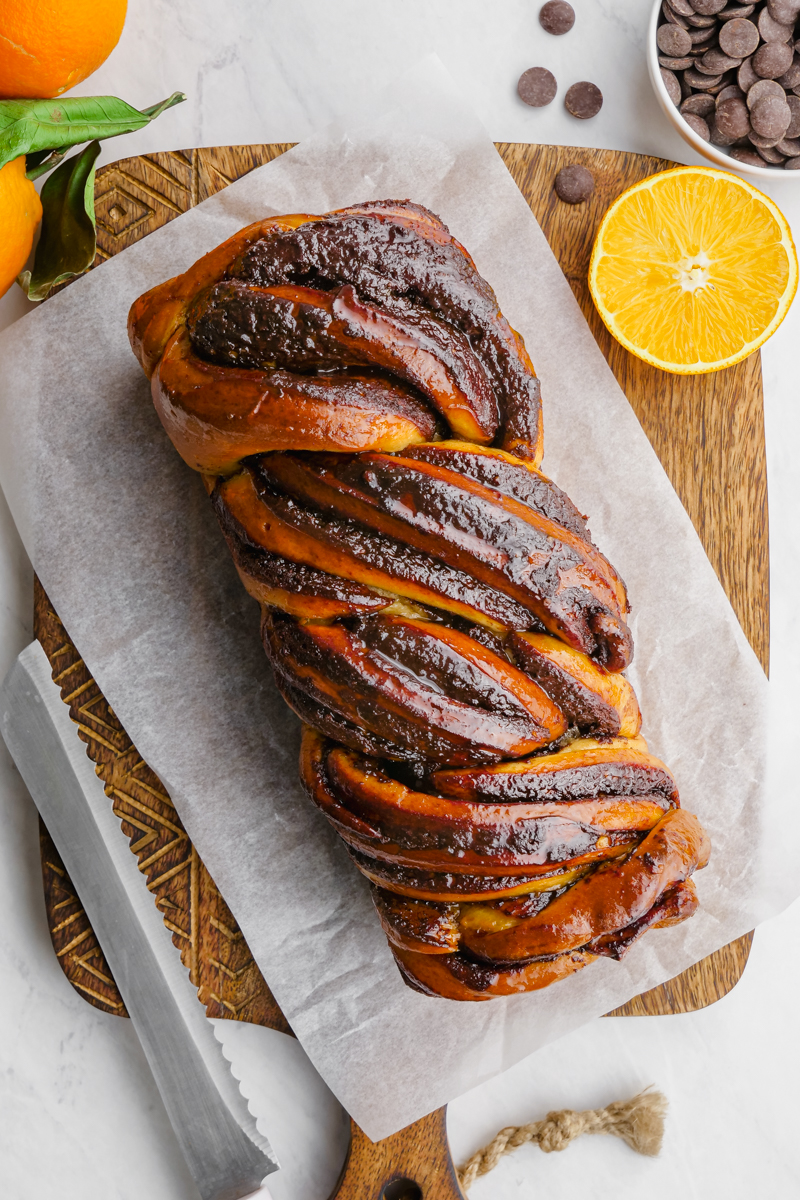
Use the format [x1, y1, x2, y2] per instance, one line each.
[719, 17, 760, 56]
[778, 55, 800, 88]
[786, 92, 800, 135]
[718, 2, 756, 16]
[683, 112, 712, 138]
[682, 92, 717, 113]
[730, 144, 770, 164]
[750, 93, 792, 136]
[767, 0, 800, 23]
[701, 47, 745, 73]
[715, 95, 752, 135]
[564, 80, 603, 118]
[539, 1, 575, 35]
[518, 67, 558, 107]
[661, 67, 683, 105]
[753, 40, 794, 77]
[747, 77, 786, 107]
[737, 56, 760, 90]
[757, 7, 794, 41]
[553, 163, 595, 203]
[658, 22, 694, 54]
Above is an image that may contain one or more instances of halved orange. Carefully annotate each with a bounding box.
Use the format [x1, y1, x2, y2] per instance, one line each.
[588, 166, 798, 375]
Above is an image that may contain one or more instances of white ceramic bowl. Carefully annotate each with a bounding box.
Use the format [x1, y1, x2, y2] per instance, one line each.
[646, 0, 796, 181]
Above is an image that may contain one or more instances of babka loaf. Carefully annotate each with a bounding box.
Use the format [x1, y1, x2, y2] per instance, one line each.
[129, 199, 710, 1001]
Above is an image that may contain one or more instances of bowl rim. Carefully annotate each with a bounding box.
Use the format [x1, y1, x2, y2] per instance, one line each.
[647, 0, 798, 182]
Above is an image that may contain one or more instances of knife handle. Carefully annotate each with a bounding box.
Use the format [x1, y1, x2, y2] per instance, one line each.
[329, 1106, 464, 1199]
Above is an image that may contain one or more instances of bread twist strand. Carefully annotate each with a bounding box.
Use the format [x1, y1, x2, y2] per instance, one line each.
[128, 199, 710, 1001]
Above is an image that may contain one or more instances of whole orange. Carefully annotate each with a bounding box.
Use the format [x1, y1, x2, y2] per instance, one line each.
[0, 156, 43, 298]
[0, 0, 128, 99]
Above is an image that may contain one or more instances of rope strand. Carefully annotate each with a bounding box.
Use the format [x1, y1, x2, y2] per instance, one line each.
[457, 1087, 668, 1191]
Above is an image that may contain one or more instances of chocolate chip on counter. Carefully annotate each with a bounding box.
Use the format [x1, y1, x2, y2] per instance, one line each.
[750, 92, 793, 133]
[518, 67, 558, 106]
[719, 3, 756, 17]
[757, 6, 794, 37]
[767, 0, 800, 21]
[702, 47, 745, 71]
[753, 39, 794, 75]
[553, 163, 595, 202]
[716, 94, 754, 132]
[747, 76, 787, 104]
[730, 143, 771, 162]
[565, 80, 604, 117]
[778, 55, 800, 86]
[684, 66, 725, 85]
[684, 111, 713, 137]
[719, 16, 761, 54]
[775, 133, 800, 151]
[738, 55, 760, 88]
[661, 66, 684, 104]
[658, 22, 694, 54]
[786, 92, 800, 132]
[682, 91, 718, 111]
[690, 0, 728, 12]
[717, 82, 747, 100]
[660, 54, 696, 67]
[539, 1, 576, 34]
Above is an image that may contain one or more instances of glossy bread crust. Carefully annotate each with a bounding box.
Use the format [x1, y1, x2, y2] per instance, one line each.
[128, 198, 710, 1001]
[129, 200, 544, 468]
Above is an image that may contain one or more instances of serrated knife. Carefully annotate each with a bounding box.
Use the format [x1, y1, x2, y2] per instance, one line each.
[0, 641, 278, 1200]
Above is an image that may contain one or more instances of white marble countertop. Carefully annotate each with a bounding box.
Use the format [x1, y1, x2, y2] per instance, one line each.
[2, 1, 800, 1196]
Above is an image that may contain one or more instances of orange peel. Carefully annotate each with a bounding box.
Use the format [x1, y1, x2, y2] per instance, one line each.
[589, 166, 798, 374]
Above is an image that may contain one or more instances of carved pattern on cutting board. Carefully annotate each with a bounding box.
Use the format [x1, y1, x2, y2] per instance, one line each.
[35, 576, 291, 1034]
[39, 818, 129, 1016]
[91, 146, 294, 262]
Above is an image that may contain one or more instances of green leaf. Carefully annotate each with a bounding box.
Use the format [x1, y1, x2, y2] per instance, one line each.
[0, 92, 186, 174]
[139, 94, 188, 122]
[21, 141, 102, 302]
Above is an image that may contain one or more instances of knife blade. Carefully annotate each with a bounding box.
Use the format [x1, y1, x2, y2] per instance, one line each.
[0, 641, 278, 1200]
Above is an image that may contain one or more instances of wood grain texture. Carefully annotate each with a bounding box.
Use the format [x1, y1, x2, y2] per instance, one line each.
[330, 1110, 464, 1200]
[37, 142, 760, 1024]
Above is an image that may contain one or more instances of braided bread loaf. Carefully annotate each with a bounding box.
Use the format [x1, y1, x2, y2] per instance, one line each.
[129, 199, 710, 1002]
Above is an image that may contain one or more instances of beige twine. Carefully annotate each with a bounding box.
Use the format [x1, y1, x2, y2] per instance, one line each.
[456, 1087, 668, 1192]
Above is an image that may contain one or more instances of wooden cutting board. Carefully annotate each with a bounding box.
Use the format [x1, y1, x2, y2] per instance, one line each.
[37, 142, 763, 1034]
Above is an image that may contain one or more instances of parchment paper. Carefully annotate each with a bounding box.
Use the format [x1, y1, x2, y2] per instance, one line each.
[0, 57, 781, 1138]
